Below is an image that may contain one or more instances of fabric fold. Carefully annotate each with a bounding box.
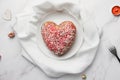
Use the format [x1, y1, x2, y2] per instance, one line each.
[13, 0, 100, 77]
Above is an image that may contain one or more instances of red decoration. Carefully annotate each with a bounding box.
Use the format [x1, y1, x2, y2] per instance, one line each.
[112, 6, 120, 16]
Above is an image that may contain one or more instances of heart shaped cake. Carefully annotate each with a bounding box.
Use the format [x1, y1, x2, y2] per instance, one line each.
[41, 21, 76, 56]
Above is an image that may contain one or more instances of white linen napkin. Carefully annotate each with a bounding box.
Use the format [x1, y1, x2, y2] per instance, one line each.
[13, 0, 100, 77]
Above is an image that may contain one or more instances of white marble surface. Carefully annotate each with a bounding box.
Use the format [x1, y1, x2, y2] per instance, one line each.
[0, 0, 120, 80]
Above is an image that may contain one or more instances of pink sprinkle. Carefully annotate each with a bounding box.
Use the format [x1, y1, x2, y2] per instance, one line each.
[41, 21, 76, 56]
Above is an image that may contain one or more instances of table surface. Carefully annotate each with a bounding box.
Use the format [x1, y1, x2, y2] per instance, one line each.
[0, 0, 120, 80]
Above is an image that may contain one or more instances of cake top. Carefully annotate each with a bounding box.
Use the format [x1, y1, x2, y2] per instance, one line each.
[41, 21, 76, 56]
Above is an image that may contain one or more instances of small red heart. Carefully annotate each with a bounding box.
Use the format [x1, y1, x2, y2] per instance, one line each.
[112, 6, 120, 16]
[41, 21, 76, 56]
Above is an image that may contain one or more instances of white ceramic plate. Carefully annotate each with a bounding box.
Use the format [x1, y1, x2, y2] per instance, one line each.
[37, 11, 83, 60]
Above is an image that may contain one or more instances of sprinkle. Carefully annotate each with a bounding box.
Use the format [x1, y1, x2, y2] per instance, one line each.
[81, 74, 87, 80]
[41, 21, 76, 56]
[8, 32, 15, 38]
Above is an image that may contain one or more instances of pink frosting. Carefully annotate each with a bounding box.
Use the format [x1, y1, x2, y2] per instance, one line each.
[41, 21, 76, 56]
